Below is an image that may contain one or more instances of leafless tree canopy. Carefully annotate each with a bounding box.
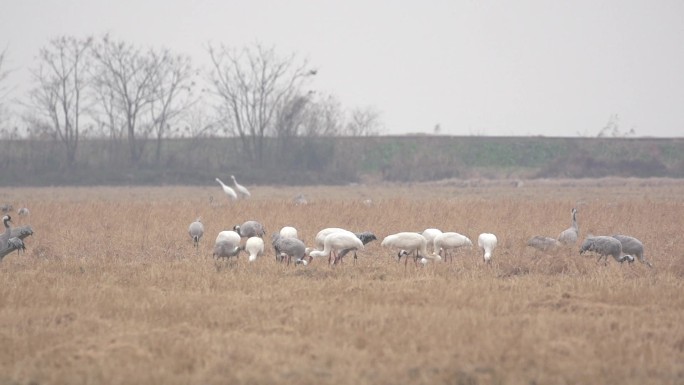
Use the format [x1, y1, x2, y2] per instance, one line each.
[148, 49, 197, 162]
[28, 36, 93, 166]
[4, 36, 386, 172]
[343, 106, 383, 137]
[208, 43, 316, 165]
[89, 36, 197, 164]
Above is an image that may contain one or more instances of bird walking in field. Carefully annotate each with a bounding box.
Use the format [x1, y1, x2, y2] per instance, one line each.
[215, 177, 238, 201]
[188, 217, 204, 249]
[231, 175, 251, 199]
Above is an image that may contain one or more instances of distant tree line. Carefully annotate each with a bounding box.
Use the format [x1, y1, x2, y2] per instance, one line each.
[0, 37, 382, 171]
[1, 135, 683, 187]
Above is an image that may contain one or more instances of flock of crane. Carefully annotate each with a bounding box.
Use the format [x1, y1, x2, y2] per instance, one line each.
[184, 177, 653, 269]
[0, 176, 652, 268]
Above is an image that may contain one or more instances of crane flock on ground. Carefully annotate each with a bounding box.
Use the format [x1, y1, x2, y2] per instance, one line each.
[196, 179, 652, 269]
[0, 180, 654, 269]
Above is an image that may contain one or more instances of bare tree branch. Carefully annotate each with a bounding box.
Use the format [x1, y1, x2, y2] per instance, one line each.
[91, 35, 159, 163]
[148, 49, 197, 163]
[343, 106, 383, 137]
[207, 43, 315, 165]
[28, 36, 93, 166]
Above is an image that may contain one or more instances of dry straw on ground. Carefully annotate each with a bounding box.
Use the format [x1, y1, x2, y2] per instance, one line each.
[1, 178, 683, 385]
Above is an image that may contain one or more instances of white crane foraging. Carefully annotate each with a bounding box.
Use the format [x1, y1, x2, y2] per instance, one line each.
[478, 233, 498, 263]
[433, 232, 473, 262]
[309, 231, 364, 266]
[381, 232, 440, 269]
[244, 237, 265, 262]
[421, 228, 443, 254]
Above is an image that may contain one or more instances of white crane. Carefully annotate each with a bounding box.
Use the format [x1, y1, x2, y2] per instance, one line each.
[433, 232, 472, 262]
[244, 237, 265, 262]
[421, 228, 443, 254]
[309, 231, 364, 266]
[215, 178, 238, 201]
[231, 175, 251, 199]
[381, 232, 440, 268]
[188, 217, 204, 249]
[478, 233, 498, 263]
[213, 230, 242, 260]
[215, 230, 241, 245]
[279, 226, 299, 239]
[310, 227, 352, 250]
[336, 232, 377, 264]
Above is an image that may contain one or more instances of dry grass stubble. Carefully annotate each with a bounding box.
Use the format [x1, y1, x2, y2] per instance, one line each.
[1, 181, 683, 384]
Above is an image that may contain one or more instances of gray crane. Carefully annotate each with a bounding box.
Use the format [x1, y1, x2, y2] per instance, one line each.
[272, 233, 307, 265]
[1, 215, 27, 261]
[188, 218, 204, 249]
[527, 236, 562, 252]
[579, 236, 634, 264]
[558, 208, 579, 245]
[234, 220, 266, 238]
[612, 234, 652, 268]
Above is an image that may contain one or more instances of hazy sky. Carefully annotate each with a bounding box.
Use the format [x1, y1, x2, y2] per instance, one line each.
[2, 0, 683, 137]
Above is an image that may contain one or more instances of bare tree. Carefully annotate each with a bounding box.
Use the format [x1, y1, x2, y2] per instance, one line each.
[301, 93, 343, 137]
[208, 43, 316, 165]
[148, 49, 197, 163]
[275, 92, 312, 139]
[343, 106, 383, 136]
[91, 35, 159, 164]
[597, 114, 635, 138]
[28, 36, 93, 166]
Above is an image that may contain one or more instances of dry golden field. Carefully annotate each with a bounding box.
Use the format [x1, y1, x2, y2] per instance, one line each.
[1, 178, 684, 385]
